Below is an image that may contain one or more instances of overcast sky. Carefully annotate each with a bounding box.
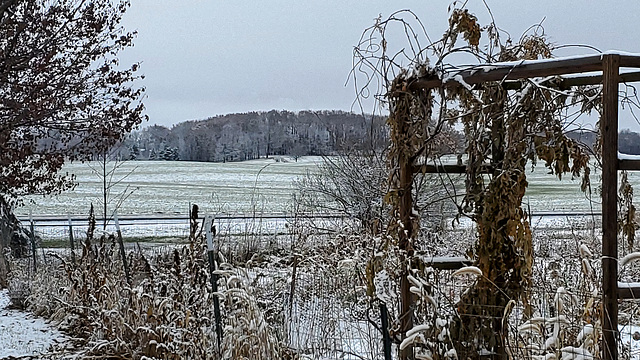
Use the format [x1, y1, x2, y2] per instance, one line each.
[119, 1, 640, 130]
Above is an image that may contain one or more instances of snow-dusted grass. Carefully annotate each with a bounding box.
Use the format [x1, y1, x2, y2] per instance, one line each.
[15, 156, 640, 219]
[7, 215, 640, 360]
[17, 156, 324, 217]
[7, 230, 291, 360]
[0, 289, 68, 358]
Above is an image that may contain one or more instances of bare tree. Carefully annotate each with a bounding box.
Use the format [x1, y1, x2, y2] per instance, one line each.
[87, 145, 138, 230]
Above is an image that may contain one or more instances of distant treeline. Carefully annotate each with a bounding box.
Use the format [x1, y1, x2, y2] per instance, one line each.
[567, 129, 640, 155]
[116, 110, 391, 162]
[112, 110, 640, 162]
[619, 129, 640, 155]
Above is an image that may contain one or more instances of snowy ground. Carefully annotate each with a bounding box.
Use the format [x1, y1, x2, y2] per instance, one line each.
[0, 289, 68, 359]
[16, 156, 324, 217]
[15, 156, 640, 219]
[621, 324, 640, 359]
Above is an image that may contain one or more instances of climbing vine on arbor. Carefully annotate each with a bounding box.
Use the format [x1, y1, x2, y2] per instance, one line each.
[354, 3, 609, 359]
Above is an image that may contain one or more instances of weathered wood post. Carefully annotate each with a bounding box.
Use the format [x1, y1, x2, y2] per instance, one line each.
[398, 144, 415, 360]
[113, 212, 131, 285]
[189, 203, 199, 240]
[601, 53, 620, 360]
[205, 215, 223, 353]
[68, 216, 76, 263]
[29, 212, 37, 272]
[387, 77, 418, 360]
[380, 302, 393, 360]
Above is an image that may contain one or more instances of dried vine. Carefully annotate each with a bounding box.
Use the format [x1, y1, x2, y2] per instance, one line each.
[354, 3, 604, 359]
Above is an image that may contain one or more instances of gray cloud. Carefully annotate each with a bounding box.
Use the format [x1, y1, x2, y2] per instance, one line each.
[120, 1, 640, 130]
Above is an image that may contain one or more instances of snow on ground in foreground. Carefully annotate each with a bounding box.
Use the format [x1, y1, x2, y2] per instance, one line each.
[621, 324, 640, 359]
[0, 289, 68, 358]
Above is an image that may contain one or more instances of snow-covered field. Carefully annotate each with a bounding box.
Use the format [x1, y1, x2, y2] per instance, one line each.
[17, 156, 324, 217]
[0, 289, 69, 358]
[15, 156, 638, 218]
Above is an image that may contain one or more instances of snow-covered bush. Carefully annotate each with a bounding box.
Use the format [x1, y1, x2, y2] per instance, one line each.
[7, 271, 30, 310]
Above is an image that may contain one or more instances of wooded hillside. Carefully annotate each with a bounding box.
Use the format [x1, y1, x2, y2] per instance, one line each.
[114, 110, 640, 162]
[120, 110, 390, 162]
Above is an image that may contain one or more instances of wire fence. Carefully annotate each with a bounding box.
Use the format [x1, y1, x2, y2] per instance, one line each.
[9, 212, 640, 359]
[20, 214, 346, 243]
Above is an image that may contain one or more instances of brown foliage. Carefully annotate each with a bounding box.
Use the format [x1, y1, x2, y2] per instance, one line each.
[0, 0, 145, 205]
[356, 3, 602, 358]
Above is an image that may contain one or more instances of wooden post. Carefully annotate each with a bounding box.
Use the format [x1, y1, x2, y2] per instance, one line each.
[601, 54, 620, 360]
[68, 216, 76, 263]
[288, 253, 298, 320]
[397, 111, 415, 360]
[205, 215, 223, 354]
[113, 212, 131, 285]
[189, 203, 199, 240]
[29, 212, 37, 272]
[380, 302, 393, 360]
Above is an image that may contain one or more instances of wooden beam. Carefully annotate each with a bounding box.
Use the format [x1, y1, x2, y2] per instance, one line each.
[617, 283, 640, 300]
[620, 55, 640, 68]
[601, 54, 620, 360]
[619, 159, 640, 171]
[411, 164, 493, 174]
[411, 55, 606, 90]
[420, 256, 471, 270]
[434, 70, 640, 92]
[561, 71, 640, 87]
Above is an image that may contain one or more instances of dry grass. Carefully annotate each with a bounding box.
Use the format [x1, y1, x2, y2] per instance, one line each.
[8, 216, 640, 359]
[9, 233, 288, 360]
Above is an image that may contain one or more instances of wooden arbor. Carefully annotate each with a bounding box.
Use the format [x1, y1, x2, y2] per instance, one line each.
[396, 52, 640, 360]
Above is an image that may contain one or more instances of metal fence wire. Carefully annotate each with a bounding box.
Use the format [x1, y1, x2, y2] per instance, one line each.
[10, 213, 640, 359]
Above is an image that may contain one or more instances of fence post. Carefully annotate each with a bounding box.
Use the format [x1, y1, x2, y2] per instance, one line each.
[68, 216, 76, 263]
[114, 212, 131, 285]
[380, 302, 393, 360]
[29, 212, 37, 272]
[189, 203, 199, 240]
[205, 215, 223, 353]
[288, 254, 298, 320]
[601, 53, 620, 360]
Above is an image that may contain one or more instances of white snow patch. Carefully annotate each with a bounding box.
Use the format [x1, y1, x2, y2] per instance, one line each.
[452, 266, 483, 277]
[619, 152, 640, 161]
[0, 289, 68, 358]
[618, 281, 640, 289]
[620, 324, 640, 359]
[579, 244, 593, 259]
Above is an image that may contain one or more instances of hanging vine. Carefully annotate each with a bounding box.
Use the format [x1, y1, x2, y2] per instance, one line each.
[352, 3, 616, 359]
